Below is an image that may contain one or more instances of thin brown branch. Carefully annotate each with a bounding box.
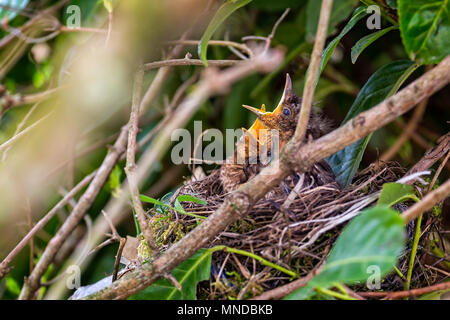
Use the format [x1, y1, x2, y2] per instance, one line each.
[358, 281, 450, 299]
[84, 55, 450, 300]
[264, 8, 290, 52]
[402, 178, 450, 224]
[125, 67, 158, 253]
[166, 40, 253, 58]
[0, 112, 51, 153]
[19, 125, 129, 299]
[293, 0, 333, 142]
[380, 98, 428, 162]
[112, 238, 126, 282]
[143, 58, 240, 71]
[251, 265, 322, 300]
[0, 171, 96, 280]
[407, 133, 450, 175]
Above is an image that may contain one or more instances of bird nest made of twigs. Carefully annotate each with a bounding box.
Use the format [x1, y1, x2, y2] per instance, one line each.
[157, 161, 447, 299]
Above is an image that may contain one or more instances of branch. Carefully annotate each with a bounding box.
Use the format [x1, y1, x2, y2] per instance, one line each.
[143, 58, 240, 71]
[166, 40, 253, 58]
[293, 0, 333, 142]
[358, 281, 450, 299]
[380, 98, 428, 162]
[0, 171, 96, 279]
[402, 178, 450, 223]
[85, 55, 450, 300]
[124, 67, 158, 252]
[19, 125, 129, 299]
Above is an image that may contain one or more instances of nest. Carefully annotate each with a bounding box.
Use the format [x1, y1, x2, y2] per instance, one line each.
[163, 162, 446, 299]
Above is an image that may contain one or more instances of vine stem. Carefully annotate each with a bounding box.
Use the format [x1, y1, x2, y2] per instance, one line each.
[209, 245, 297, 278]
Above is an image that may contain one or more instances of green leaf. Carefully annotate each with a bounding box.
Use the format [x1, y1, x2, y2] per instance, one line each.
[286, 205, 405, 299]
[140, 194, 206, 220]
[103, 0, 113, 13]
[378, 182, 417, 207]
[398, 0, 450, 64]
[386, 0, 397, 9]
[107, 165, 122, 196]
[198, 0, 252, 66]
[176, 194, 207, 206]
[0, 0, 29, 21]
[5, 276, 21, 296]
[319, 6, 369, 76]
[306, 0, 359, 42]
[129, 248, 212, 300]
[351, 26, 397, 64]
[326, 60, 419, 188]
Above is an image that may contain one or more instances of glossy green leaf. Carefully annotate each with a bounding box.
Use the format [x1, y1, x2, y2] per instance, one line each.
[398, 0, 450, 64]
[198, 0, 252, 66]
[286, 206, 405, 299]
[177, 194, 207, 206]
[140, 194, 206, 220]
[386, 0, 397, 9]
[0, 0, 29, 21]
[351, 26, 397, 64]
[103, 0, 113, 13]
[306, 0, 358, 42]
[129, 248, 212, 300]
[377, 182, 416, 207]
[326, 60, 419, 188]
[319, 6, 369, 76]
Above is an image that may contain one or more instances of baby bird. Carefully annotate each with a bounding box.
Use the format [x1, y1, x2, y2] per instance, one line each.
[220, 74, 333, 193]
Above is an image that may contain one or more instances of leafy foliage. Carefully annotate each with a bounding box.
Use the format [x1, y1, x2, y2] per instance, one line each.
[198, 0, 252, 66]
[140, 194, 207, 220]
[286, 206, 405, 300]
[377, 182, 417, 207]
[128, 248, 212, 300]
[326, 60, 419, 188]
[305, 0, 358, 42]
[319, 6, 368, 76]
[0, 0, 29, 21]
[398, 0, 450, 64]
[351, 26, 397, 64]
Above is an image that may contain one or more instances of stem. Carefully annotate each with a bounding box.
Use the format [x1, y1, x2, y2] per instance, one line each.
[209, 245, 297, 278]
[293, 0, 333, 142]
[405, 213, 422, 291]
[315, 286, 357, 300]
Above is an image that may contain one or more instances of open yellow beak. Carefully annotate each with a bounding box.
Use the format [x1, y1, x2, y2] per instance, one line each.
[241, 104, 267, 143]
[272, 73, 292, 117]
[242, 104, 266, 117]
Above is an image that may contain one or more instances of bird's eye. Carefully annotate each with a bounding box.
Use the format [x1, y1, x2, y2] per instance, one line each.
[283, 108, 290, 116]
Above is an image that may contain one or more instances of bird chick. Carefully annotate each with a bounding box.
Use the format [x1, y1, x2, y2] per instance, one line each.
[220, 74, 331, 193]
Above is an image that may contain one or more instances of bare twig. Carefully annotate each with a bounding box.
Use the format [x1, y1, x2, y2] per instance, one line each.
[407, 133, 450, 175]
[0, 112, 51, 152]
[143, 58, 240, 71]
[358, 281, 450, 299]
[402, 179, 450, 223]
[251, 264, 323, 300]
[293, 0, 333, 142]
[19, 125, 129, 299]
[0, 171, 96, 279]
[112, 238, 126, 282]
[264, 8, 290, 51]
[381, 98, 428, 162]
[166, 40, 253, 58]
[125, 67, 158, 253]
